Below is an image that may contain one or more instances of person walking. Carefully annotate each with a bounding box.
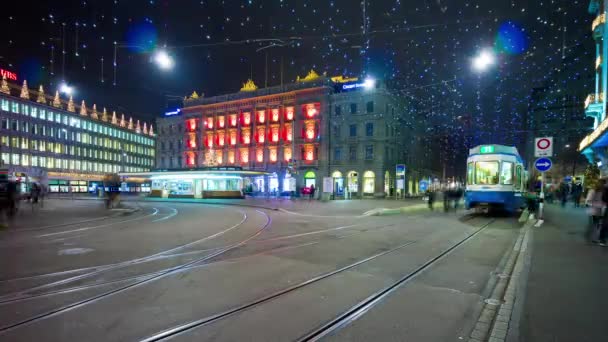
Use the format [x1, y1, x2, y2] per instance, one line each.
[309, 184, 315, 201]
[599, 180, 608, 246]
[571, 181, 583, 208]
[427, 189, 435, 211]
[586, 180, 606, 244]
[559, 182, 569, 207]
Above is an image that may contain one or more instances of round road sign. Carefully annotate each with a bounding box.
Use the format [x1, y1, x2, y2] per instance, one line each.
[536, 138, 551, 150]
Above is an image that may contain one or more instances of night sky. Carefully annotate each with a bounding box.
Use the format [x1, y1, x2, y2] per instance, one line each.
[0, 0, 596, 166]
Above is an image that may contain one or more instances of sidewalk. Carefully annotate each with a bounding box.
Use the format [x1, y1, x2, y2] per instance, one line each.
[517, 204, 608, 341]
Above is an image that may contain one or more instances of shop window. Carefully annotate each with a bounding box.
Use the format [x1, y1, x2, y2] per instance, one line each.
[230, 130, 237, 145]
[269, 148, 277, 162]
[205, 117, 214, 129]
[257, 127, 266, 143]
[228, 150, 236, 164]
[270, 126, 280, 143]
[242, 129, 251, 144]
[303, 145, 315, 161]
[285, 123, 293, 141]
[304, 104, 318, 118]
[305, 122, 315, 140]
[363, 171, 375, 194]
[241, 148, 250, 163]
[187, 119, 197, 131]
[218, 131, 225, 146]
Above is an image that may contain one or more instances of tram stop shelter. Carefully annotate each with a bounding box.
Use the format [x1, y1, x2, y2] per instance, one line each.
[119, 167, 268, 199]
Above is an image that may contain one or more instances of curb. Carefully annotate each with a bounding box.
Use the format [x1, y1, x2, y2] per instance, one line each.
[468, 219, 533, 342]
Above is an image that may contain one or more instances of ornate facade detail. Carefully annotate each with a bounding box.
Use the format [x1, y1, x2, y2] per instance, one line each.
[20, 80, 30, 99]
[91, 104, 98, 120]
[297, 69, 321, 82]
[0, 75, 9, 94]
[240, 79, 258, 92]
[80, 100, 88, 116]
[36, 85, 46, 103]
[52, 91, 62, 108]
[67, 96, 75, 112]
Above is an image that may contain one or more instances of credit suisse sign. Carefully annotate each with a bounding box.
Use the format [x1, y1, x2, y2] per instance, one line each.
[0, 68, 17, 81]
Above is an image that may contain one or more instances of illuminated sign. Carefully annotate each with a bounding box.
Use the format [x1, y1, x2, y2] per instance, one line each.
[342, 83, 366, 90]
[164, 108, 181, 116]
[480, 145, 495, 154]
[0, 68, 17, 81]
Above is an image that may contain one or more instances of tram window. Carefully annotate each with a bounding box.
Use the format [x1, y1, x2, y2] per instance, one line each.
[514, 165, 522, 190]
[501, 162, 513, 185]
[475, 161, 499, 185]
[467, 162, 474, 185]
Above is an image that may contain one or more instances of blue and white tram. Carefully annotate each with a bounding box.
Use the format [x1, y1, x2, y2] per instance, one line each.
[465, 145, 528, 213]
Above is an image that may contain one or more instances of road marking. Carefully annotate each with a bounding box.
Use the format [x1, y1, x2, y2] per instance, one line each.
[36, 208, 160, 238]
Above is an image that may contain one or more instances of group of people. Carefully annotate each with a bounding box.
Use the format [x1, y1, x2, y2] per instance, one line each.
[426, 187, 464, 212]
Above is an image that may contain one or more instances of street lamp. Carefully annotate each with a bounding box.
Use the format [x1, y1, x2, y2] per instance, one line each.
[472, 50, 495, 72]
[153, 50, 175, 70]
[59, 83, 74, 95]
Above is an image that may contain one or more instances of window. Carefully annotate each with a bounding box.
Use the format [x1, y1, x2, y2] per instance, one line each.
[332, 125, 341, 137]
[366, 101, 374, 113]
[334, 148, 342, 161]
[365, 145, 374, 160]
[515, 165, 523, 190]
[467, 162, 475, 185]
[11, 153, 20, 165]
[501, 161, 513, 185]
[11, 102, 19, 113]
[11, 120, 18, 131]
[365, 123, 374, 136]
[47, 111, 53, 121]
[475, 161, 499, 185]
[1, 118, 8, 129]
[349, 146, 357, 161]
[349, 124, 357, 137]
[1, 99, 8, 111]
[335, 105, 341, 116]
[350, 103, 357, 114]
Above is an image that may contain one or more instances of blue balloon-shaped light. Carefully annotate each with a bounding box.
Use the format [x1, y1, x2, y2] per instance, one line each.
[126, 22, 158, 53]
[496, 22, 528, 55]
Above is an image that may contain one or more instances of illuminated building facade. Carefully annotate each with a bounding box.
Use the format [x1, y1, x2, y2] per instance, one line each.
[0, 79, 156, 192]
[156, 73, 422, 197]
[580, 0, 608, 174]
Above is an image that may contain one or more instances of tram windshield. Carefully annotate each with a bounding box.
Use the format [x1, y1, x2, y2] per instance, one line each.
[475, 161, 499, 185]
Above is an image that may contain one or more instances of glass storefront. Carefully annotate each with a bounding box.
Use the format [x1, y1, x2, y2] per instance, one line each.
[363, 171, 375, 194]
[304, 170, 316, 187]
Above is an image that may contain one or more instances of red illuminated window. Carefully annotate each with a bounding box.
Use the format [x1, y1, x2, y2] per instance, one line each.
[257, 127, 265, 143]
[187, 152, 196, 166]
[217, 116, 225, 128]
[216, 150, 223, 164]
[285, 107, 294, 121]
[257, 110, 266, 124]
[229, 114, 238, 127]
[270, 126, 279, 143]
[271, 109, 280, 122]
[256, 148, 264, 162]
[229, 130, 237, 145]
[217, 131, 225, 146]
[205, 117, 214, 129]
[188, 135, 197, 149]
[228, 150, 235, 164]
[269, 148, 277, 162]
[240, 148, 249, 163]
[242, 129, 251, 144]
[187, 119, 197, 132]
[284, 147, 292, 162]
[284, 123, 293, 142]
[304, 122, 315, 140]
[206, 134, 214, 148]
[304, 103, 319, 118]
[242, 112, 251, 125]
[304, 145, 314, 161]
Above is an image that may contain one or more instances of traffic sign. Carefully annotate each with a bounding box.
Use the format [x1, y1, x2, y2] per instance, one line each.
[534, 158, 552, 172]
[534, 137, 553, 157]
[396, 164, 406, 176]
[419, 180, 429, 192]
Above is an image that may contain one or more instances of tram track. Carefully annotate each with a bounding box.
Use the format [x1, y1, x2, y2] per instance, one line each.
[0, 206, 249, 301]
[0, 209, 272, 334]
[0, 219, 400, 304]
[138, 216, 496, 342]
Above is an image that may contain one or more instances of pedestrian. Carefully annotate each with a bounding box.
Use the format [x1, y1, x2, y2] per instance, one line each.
[309, 184, 315, 200]
[559, 182, 569, 207]
[427, 189, 435, 211]
[586, 180, 606, 244]
[598, 180, 608, 246]
[572, 180, 583, 208]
